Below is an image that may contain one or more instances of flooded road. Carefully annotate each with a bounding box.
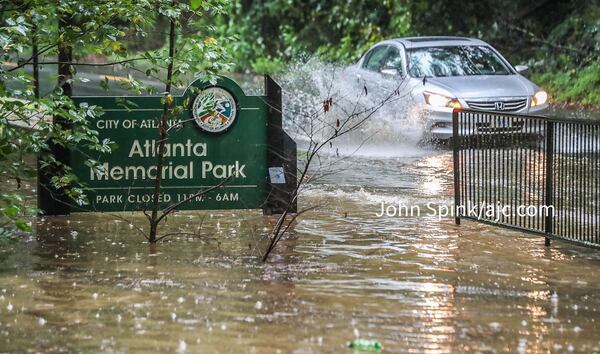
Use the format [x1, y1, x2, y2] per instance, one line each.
[3, 68, 600, 352]
[2, 149, 600, 353]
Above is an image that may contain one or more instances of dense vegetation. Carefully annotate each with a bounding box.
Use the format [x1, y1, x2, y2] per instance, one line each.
[205, 0, 599, 107]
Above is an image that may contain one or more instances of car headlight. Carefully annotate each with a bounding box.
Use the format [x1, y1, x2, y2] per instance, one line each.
[423, 92, 461, 109]
[531, 90, 548, 106]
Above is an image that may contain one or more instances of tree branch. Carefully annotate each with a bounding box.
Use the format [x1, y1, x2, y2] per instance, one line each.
[34, 57, 146, 67]
[156, 176, 232, 224]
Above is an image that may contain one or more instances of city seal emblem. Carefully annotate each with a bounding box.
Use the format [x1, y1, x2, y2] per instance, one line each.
[192, 87, 237, 133]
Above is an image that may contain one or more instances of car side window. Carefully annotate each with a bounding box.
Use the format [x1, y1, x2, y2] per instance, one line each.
[381, 47, 404, 76]
[362, 46, 389, 72]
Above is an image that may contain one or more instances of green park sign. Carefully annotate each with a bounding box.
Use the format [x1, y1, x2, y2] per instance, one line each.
[39, 75, 296, 214]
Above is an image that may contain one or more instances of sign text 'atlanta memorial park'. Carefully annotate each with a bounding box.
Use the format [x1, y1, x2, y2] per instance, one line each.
[42, 76, 297, 214]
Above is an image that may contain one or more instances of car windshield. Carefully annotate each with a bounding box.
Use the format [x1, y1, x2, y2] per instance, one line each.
[407, 46, 512, 78]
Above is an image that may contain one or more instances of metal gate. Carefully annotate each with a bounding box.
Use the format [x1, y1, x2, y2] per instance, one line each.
[452, 108, 600, 248]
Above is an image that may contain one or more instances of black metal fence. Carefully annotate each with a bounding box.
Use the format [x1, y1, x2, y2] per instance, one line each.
[452, 108, 600, 248]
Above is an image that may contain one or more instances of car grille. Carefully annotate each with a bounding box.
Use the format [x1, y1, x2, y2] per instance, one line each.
[475, 119, 525, 133]
[466, 98, 528, 112]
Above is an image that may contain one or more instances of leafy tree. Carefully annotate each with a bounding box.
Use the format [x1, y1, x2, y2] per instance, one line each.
[0, 0, 231, 237]
[0, 0, 123, 232]
[142, 0, 231, 242]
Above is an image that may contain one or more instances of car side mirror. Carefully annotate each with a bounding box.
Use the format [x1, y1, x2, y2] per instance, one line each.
[515, 64, 529, 75]
[381, 68, 400, 77]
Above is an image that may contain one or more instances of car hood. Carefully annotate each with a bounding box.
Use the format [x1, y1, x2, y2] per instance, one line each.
[425, 75, 535, 98]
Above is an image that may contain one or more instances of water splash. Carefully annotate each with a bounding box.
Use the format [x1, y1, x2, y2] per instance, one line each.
[275, 58, 428, 158]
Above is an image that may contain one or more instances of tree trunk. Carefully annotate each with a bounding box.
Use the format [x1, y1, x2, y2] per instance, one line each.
[57, 10, 72, 98]
[148, 17, 176, 242]
[32, 24, 39, 99]
[38, 4, 72, 215]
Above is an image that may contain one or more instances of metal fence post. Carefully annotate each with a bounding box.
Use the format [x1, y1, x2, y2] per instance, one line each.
[452, 109, 461, 226]
[263, 75, 297, 215]
[544, 121, 555, 246]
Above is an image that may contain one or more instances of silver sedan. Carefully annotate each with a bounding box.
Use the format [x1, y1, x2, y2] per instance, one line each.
[346, 36, 549, 141]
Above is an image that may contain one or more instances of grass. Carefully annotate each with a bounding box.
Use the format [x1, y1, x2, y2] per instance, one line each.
[531, 59, 600, 109]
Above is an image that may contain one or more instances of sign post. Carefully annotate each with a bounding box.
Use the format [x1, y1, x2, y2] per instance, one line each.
[39, 75, 296, 214]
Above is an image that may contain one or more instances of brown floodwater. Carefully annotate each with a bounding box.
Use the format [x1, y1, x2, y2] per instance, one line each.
[1, 150, 600, 353]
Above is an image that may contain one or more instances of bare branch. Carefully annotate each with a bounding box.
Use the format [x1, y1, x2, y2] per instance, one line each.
[261, 71, 413, 260]
[35, 58, 147, 67]
[262, 205, 319, 261]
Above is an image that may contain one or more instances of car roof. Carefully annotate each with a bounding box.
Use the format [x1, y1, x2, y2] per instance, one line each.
[390, 36, 489, 48]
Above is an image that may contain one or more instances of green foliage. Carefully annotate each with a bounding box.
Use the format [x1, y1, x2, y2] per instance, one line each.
[0, 193, 34, 233]
[525, 2, 600, 106]
[532, 59, 600, 106]
[0, 0, 233, 236]
[251, 57, 283, 74]
[537, 3, 599, 70]
[0, 1, 120, 233]
[203, 0, 407, 69]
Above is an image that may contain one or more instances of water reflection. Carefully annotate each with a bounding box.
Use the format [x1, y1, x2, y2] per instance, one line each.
[2, 150, 600, 352]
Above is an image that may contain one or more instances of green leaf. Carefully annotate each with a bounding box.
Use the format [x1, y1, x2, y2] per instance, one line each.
[191, 0, 203, 9]
[3, 206, 19, 218]
[15, 219, 32, 232]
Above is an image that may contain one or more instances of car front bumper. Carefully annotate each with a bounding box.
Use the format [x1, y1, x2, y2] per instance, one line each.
[421, 104, 550, 141]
